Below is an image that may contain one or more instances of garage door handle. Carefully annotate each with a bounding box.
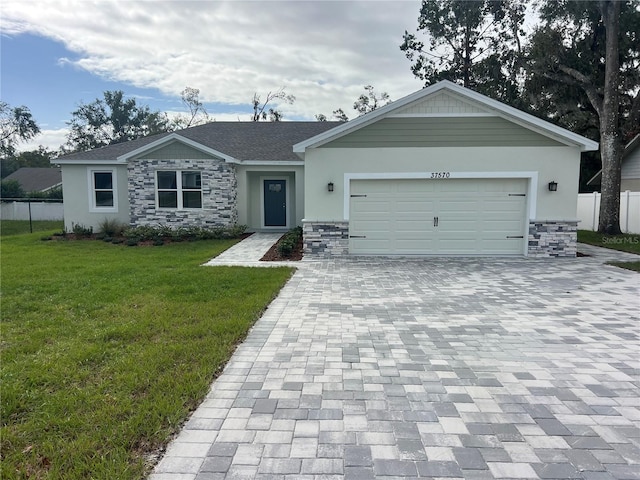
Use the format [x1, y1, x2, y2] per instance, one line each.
[349, 235, 366, 238]
[508, 194, 526, 196]
[506, 235, 524, 238]
[350, 194, 367, 198]
[434, 216, 439, 227]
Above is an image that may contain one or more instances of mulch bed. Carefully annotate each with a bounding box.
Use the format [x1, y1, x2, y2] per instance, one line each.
[260, 234, 303, 261]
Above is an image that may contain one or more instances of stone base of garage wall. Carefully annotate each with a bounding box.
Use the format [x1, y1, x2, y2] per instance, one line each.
[303, 221, 349, 257]
[528, 220, 577, 257]
[128, 159, 237, 228]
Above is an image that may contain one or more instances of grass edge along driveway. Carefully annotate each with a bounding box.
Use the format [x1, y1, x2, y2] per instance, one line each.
[577, 229, 640, 272]
[0, 231, 293, 480]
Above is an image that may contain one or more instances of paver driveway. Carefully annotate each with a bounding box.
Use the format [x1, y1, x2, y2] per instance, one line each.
[152, 252, 639, 479]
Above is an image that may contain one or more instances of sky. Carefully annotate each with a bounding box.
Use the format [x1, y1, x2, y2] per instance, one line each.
[1, 0, 426, 152]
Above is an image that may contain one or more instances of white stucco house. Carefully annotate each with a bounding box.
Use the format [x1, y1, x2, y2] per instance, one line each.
[55, 81, 598, 258]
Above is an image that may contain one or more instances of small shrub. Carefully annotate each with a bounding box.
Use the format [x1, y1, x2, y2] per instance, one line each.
[98, 218, 126, 237]
[226, 224, 248, 238]
[153, 239, 165, 246]
[103, 236, 113, 243]
[111, 238, 124, 244]
[276, 226, 302, 257]
[72, 223, 93, 238]
[126, 238, 139, 246]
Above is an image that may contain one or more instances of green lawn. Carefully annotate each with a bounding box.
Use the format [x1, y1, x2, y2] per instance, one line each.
[0, 230, 293, 479]
[578, 229, 640, 255]
[1, 220, 64, 236]
[577, 230, 639, 272]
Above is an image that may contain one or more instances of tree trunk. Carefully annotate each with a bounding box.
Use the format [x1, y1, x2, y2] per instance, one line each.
[597, 0, 623, 235]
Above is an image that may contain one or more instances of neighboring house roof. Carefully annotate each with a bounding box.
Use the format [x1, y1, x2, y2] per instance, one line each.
[294, 80, 599, 154]
[3, 167, 62, 192]
[56, 122, 341, 164]
[586, 133, 640, 186]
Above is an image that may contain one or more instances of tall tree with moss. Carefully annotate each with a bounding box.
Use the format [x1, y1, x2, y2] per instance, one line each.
[400, 0, 527, 105]
[64, 91, 170, 152]
[525, 0, 640, 234]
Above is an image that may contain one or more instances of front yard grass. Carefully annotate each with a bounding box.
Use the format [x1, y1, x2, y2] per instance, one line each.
[1, 220, 63, 236]
[577, 230, 640, 272]
[0, 231, 293, 479]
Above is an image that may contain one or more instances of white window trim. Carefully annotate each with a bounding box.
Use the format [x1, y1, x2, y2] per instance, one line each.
[155, 170, 203, 210]
[88, 168, 118, 213]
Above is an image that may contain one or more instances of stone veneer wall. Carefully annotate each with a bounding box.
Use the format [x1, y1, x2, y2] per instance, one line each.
[303, 221, 349, 257]
[128, 158, 237, 227]
[528, 220, 578, 257]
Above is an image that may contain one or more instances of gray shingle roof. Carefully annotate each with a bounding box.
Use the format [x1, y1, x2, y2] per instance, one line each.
[3, 168, 62, 192]
[57, 122, 342, 162]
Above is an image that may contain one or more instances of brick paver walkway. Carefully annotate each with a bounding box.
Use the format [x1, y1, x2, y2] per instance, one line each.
[151, 239, 640, 479]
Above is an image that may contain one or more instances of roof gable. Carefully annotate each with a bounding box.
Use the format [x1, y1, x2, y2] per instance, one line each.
[394, 91, 488, 116]
[119, 133, 235, 163]
[294, 80, 599, 154]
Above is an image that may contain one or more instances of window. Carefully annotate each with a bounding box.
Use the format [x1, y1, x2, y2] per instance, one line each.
[157, 171, 202, 209]
[89, 169, 117, 212]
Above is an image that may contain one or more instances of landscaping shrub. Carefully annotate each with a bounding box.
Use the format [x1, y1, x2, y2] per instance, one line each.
[98, 218, 126, 237]
[277, 226, 303, 257]
[71, 223, 93, 238]
[122, 224, 247, 244]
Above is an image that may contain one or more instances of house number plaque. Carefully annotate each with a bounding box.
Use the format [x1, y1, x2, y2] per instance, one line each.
[430, 172, 451, 179]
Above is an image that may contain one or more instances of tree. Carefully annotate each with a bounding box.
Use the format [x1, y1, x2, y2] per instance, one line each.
[64, 90, 170, 152]
[171, 87, 210, 130]
[332, 108, 350, 122]
[0, 179, 25, 198]
[0, 102, 40, 158]
[353, 85, 391, 115]
[525, 0, 640, 234]
[315, 86, 391, 122]
[400, 0, 527, 104]
[251, 88, 295, 121]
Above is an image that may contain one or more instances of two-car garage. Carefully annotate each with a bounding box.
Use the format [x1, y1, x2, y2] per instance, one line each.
[296, 81, 599, 258]
[349, 178, 528, 256]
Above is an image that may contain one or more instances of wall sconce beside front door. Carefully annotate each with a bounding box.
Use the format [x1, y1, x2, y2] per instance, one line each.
[548, 181, 558, 192]
[327, 182, 334, 192]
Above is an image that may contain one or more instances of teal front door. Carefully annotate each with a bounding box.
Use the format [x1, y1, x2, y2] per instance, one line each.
[264, 179, 287, 227]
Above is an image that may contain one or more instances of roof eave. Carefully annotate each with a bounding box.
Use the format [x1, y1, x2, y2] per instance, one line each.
[293, 80, 599, 153]
[116, 133, 237, 163]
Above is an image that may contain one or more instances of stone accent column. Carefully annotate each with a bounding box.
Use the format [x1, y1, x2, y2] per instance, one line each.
[128, 158, 237, 227]
[303, 221, 349, 257]
[528, 220, 578, 257]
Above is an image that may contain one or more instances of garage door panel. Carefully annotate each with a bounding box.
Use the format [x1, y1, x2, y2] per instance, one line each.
[350, 178, 527, 255]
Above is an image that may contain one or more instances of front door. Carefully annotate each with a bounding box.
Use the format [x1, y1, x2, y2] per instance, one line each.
[263, 179, 287, 227]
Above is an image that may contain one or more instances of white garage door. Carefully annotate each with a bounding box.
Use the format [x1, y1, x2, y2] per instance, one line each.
[349, 178, 527, 255]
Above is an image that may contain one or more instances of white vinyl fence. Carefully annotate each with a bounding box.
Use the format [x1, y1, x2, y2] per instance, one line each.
[1, 200, 64, 221]
[577, 191, 640, 233]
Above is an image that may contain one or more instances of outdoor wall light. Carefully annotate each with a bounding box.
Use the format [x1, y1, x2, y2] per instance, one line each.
[548, 181, 558, 192]
[327, 182, 334, 192]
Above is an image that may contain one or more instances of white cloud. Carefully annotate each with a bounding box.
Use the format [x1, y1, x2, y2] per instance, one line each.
[19, 128, 69, 153]
[2, 0, 424, 120]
